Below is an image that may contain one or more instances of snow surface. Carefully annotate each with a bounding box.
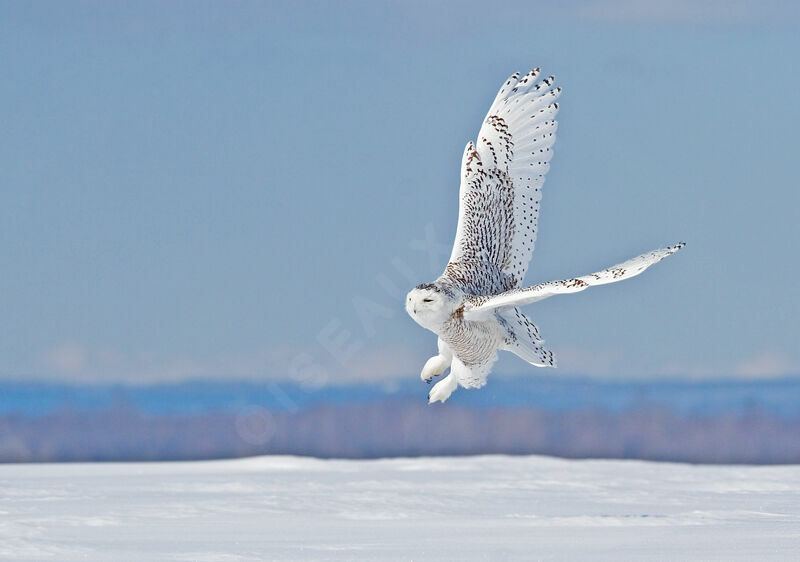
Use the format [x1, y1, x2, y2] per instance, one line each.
[1, 455, 799, 560]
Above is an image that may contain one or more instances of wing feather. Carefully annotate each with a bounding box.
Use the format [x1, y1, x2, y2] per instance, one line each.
[462, 243, 686, 321]
[443, 68, 561, 295]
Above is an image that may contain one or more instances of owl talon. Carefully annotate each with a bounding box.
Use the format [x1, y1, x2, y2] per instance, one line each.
[428, 374, 457, 404]
[420, 354, 450, 383]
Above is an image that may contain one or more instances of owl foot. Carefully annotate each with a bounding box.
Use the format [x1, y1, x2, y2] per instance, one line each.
[428, 373, 457, 404]
[420, 354, 451, 384]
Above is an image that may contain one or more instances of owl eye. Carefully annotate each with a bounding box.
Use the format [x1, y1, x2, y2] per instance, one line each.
[423, 298, 433, 303]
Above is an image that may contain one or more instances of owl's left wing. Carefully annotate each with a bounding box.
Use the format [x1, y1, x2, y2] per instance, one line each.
[443, 68, 560, 296]
[462, 243, 686, 321]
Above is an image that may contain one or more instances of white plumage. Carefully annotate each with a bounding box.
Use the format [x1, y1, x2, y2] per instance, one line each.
[406, 68, 684, 403]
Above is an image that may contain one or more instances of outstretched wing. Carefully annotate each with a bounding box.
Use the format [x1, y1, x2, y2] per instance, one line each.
[463, 243, 685, 321]
[443, 68, 561, 296]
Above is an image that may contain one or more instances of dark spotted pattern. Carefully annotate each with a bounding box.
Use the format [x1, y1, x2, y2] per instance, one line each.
[498, 308, 555, 367]
[445, 72, 560, 297]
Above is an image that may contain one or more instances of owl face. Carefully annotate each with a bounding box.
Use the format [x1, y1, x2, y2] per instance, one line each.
[406, 284, 453, 331]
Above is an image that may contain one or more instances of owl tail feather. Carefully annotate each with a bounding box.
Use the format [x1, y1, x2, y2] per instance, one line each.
[499, 308, 556, 368]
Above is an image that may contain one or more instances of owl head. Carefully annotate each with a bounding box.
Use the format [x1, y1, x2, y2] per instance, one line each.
[406, 282, 458, 331]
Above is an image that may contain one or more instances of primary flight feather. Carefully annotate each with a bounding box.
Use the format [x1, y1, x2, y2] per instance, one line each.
[405, 68, 684, 403]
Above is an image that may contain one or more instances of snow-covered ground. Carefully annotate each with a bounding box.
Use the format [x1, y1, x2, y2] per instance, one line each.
[2, 455, 799, 561]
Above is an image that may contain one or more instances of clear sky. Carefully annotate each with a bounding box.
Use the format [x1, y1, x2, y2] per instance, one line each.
[1, 1, 799, 385]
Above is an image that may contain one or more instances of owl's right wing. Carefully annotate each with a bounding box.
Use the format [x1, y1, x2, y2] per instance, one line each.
[443, 68, 561, 296]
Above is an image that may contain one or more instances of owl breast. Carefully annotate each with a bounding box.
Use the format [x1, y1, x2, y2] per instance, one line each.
[440, 315, 503, 367]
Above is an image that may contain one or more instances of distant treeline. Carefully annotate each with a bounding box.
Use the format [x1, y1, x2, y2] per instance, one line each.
[2, 397, 799, 464]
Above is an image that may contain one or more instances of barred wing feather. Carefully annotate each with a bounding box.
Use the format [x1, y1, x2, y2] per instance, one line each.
[444, 68, 561, 296]
[463, 243, 686, 321]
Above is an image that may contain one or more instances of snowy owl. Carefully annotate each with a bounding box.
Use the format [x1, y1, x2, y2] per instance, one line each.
[406, 68, 684, 403]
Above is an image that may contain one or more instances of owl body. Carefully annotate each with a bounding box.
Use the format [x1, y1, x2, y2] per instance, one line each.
[406, 68, 684, 403]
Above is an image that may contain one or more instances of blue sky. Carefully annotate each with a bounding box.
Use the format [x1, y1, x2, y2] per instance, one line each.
[1, 1, 799, 384]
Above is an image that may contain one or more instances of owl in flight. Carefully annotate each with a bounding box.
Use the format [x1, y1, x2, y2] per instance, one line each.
[406, 68, 684, 403]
